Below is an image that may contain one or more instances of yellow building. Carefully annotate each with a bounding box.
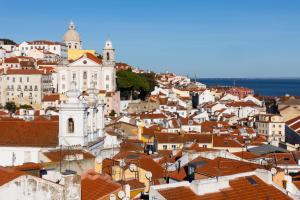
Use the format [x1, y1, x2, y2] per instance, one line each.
[68, 49, 96, 60]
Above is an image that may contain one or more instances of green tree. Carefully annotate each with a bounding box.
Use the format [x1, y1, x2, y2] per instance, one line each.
[117, 70, 152, 100]
[4, 102, 17, 113]
[19, 104, 33, 109]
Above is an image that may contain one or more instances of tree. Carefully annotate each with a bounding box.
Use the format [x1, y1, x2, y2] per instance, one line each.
[116, 70, 151, 100]
[4, 102, 17, 113]
[19, 104, 33, 109]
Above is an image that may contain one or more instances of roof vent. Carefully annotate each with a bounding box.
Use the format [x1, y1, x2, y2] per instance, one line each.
[246, 176, 257, 186]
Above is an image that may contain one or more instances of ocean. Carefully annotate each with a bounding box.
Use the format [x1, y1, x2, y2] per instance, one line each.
[197, 78, 300, 97]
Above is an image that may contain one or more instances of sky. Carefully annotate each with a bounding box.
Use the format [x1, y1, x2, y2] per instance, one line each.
[1, 0, 300, 78]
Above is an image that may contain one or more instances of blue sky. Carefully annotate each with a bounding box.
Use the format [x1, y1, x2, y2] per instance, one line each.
[1, 0, 300, 78]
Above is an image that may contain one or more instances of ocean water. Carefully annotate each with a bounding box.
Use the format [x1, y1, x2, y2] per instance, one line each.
[197, 78, 300, 97]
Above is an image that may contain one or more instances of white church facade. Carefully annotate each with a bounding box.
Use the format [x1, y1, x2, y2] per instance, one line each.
[58, 40, 116, 93]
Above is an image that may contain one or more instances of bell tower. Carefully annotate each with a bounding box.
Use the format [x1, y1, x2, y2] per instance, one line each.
[102, 39, 116, 92]
[59, 82, 88, 146]
[102, 39, 115, 64]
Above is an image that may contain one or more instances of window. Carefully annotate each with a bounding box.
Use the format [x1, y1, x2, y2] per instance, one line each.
[68, 118, 74, 133]
[106, 84, 109, 90]
[106, 52, 110, 60]
[24, 151, 31, 162]
[106, 75, 109, 81]
[62, 75, 65, 81]
[72, 73, 76, 81]
[203, 145, 207, 148]
[62, 84, 65, 90]
[163, 145, 167, 150]
[83, 71, 87, 79]
[172, 145, 176, 150]
[20, 77, 22, 83]
[27, 77, 29, 82]
[273, 124, 275, 128]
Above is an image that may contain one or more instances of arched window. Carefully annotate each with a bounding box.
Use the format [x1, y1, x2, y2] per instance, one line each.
[106, 52, 110, 60]
[83, 71, 87, 79]
[68, 118, 74, 133]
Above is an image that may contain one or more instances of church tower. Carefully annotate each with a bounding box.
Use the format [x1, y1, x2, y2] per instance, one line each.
[59, 82, 87, 146]
[102, 39, 115, 64]
[102, 39, 116, 92]
[63, 21, 82, 50]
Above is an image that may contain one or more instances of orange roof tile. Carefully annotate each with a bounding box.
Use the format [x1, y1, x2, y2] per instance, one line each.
[81, 170, 121, 200]
[0, 167, 25, 186]
[0, 118, 58, 147]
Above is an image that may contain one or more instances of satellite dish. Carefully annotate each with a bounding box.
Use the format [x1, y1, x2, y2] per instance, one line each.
[145, 171, 152, 180]
[109, 194, 116, 200]
[119, 160, 126, 168]
[129, 164, 137, 172]
[271, 167, 277, 175]
[118, 191, 125, 199]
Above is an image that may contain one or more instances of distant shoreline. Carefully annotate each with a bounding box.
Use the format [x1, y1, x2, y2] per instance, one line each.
[196, 78, 300, 97]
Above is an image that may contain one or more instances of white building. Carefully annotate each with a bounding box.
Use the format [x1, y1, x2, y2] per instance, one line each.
[58, 82, 105, 147]
[0, 68, 53, 108]
[58, 40, 116, 93]
[198, 90, 215, 105]
[255, 114, 285, 145]
[17, 40, 68, 62]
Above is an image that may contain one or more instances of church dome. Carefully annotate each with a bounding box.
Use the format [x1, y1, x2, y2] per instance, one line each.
[63, 21, 81, 42]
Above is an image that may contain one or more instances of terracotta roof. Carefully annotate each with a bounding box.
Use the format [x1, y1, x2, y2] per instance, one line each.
[13, 162, 43, 171]
[158, 186, 199, 200]
[75, 52, 102, 65]
[200, 121, 230, 133]
[43, 149, 95, 162]
[232, 151, 261, 160]
[118, 179, 145, 190]
[213, 135, 243, 148]
[195, 157, 264, 177]
[0, 118, 58, 147]
[226, 101, 258, 107]
[180, 117, 201, 126]
[159, 175, 291, 200]
[197, 175, 291, 200]
[81, 170, 121, 200]
[140, 113, 167, 119]
[42, 93, 60, 102]
[0, 167, 25, 186]
[6, 68, 46, 75]
[265, 153, 297, 165]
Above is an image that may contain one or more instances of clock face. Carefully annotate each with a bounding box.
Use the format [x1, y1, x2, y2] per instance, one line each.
[83, 60, 87, 64]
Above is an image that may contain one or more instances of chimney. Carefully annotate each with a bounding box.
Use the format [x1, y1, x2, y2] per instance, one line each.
[60, 170, 81, 200]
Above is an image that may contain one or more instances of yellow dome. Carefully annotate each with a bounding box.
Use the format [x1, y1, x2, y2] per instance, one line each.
[63, 21, 81, 42]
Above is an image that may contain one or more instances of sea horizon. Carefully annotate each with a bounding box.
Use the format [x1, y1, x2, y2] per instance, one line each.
[197, 78, 300, 97]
